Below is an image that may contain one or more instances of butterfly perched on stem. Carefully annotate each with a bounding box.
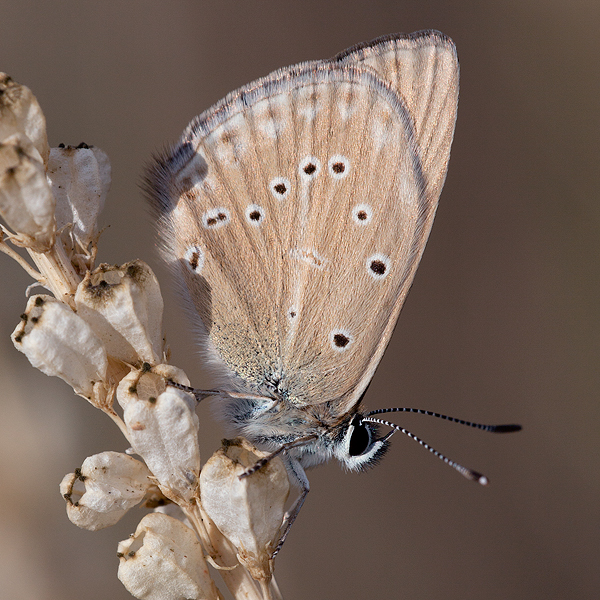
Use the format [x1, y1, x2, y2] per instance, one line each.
[147, 30, 519, 554]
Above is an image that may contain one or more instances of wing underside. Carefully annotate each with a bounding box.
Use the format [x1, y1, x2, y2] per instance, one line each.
[147, 32, 458, 413]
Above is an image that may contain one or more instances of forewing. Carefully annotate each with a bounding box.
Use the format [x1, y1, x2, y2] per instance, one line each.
[335, 30, 459, 205]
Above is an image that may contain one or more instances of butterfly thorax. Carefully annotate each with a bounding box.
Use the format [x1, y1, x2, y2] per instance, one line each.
[213, 391, 351, 468]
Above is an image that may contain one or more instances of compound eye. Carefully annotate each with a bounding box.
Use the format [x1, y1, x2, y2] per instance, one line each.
[348, 419, 371, 456]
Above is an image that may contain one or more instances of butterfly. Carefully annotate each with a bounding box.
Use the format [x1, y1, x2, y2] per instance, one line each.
[146, 29, 520, 552]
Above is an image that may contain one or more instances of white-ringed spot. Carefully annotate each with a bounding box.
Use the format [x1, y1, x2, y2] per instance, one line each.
[184, 245, 205, 274]
[330, 329, 353, 352]
[202, 207, 231, 229]
[270, 177, 291, 200]
[328, 155, 350, 179]
[366, 253, 390, 280]
[245, 204, 265, 226]
[352, 203, 373, 225]
[299, 156, 321, 181]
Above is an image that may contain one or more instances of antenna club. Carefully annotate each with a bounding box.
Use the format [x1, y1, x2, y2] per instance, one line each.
[492, 424, 522, 433]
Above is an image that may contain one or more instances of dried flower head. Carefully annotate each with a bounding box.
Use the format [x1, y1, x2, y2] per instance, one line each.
[60, 451, 153, 530]
[48, 143, 110, 268]
[1, 72, 288, 600]
[0, 133, 55, 251]
[117, 513, 220, 600]
[75, 261, 164, 366]
[200, 439, 290, 582]
[0, 73, 50, 163]
[117, 367, 201, 504]
[12, 294, 109, 403]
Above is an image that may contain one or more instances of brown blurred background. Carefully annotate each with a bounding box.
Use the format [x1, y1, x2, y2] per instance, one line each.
[1, 2, 598, 599]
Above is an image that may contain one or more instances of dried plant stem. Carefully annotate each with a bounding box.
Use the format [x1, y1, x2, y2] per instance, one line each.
[2, 73, 290, 600]
[103, 407, 132, 442]
[188, 504, 274, 600]
[185, 504, 216, 559]
[26, 240, 80, 306]
[0, 238, 44, 281]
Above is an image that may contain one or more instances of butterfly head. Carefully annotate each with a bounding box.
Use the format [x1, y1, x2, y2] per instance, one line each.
[333, 413, 391, 472]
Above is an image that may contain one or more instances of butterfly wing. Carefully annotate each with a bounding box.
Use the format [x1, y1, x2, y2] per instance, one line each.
[335, 30, 459, 206]
[147, 32, 458, 414]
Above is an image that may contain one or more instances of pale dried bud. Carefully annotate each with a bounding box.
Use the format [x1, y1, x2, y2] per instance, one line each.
[200, 439, 290, 581]
[60, 451, 152, 530]
[11, 295, 108, 400]
[0, 133, 55, 251]
[117, 513, 219, 600]
[117, 368, 200, 502]
[75, 261, 164, 365]
[0, 73, 50, 163]
[47, 144, 110, 252]
[151, 363, 190, 385]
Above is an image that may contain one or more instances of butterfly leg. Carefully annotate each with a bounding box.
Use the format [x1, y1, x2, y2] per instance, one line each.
[239, 438, 315, 557]
[165, 380, 221, 401]
[166, 381, 277, 405]
[272, 456, 310, 557]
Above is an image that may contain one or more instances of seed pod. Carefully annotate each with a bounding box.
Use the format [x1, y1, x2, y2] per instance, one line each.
[117, 368, 200, 503]
[0, 73, 50, 163]
[200, 439, 290, 582]
[117, 513, 219, 600]
[59, 451, 152, 530]
[0, 133, 55, 251]
[47, 144, 110, 252]
[12, 295, 108, 400]
[75, 261, 164, 366]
